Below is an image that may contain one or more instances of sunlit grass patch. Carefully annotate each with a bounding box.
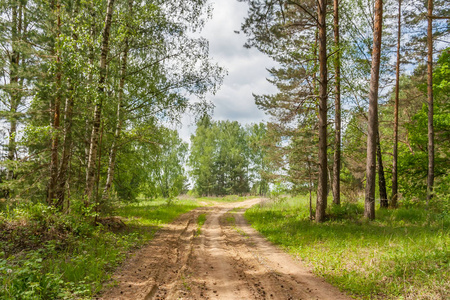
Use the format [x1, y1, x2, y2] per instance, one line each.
[117, 198, 199, 227]
[244, 196, 450, 299]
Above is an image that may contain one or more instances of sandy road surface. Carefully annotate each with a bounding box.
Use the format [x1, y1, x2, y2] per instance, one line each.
[100, 198, 351, 300]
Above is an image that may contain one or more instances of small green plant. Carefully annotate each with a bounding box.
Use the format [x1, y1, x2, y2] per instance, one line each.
[225, 215, 235, 225]
[0, 250, 65, 299]
[196, 214, 206, 236]
[181, 274, 191, 291]
[223, 210, 249, 238]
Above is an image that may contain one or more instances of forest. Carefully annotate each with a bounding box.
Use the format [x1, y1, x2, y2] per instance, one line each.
[0, 0, 449, 299]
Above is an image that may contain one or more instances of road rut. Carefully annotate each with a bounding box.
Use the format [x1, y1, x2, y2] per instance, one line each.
[100, 198, 351, 300]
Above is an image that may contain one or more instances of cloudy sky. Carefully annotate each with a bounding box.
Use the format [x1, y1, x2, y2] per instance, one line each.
[178, 0, 277, 142]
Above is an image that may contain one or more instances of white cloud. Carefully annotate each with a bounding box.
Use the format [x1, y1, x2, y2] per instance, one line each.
[179, 0, 277, 142]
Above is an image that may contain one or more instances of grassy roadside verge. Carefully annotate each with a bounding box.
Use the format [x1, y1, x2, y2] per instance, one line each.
[244, 196, 450, 299]
[0, 198, 199, 299]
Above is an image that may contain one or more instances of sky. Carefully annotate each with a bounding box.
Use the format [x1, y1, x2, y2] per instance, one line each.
[178, 0, 277, 143]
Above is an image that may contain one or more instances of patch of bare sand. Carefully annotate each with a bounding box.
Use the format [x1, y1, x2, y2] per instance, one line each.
[99, 198, 351, 300]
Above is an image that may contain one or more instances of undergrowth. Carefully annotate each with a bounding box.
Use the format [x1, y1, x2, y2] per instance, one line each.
[0, 197, 199, 299]
[245, 196, 450, 299]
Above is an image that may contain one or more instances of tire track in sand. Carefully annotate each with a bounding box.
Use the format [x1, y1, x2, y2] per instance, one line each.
[100, 198, 351, 300]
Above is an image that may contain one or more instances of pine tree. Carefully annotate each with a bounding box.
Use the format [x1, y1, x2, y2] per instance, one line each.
[332, 0, 341, 206]
[392, 0, 402, 208]
[365, 0, 383, 220]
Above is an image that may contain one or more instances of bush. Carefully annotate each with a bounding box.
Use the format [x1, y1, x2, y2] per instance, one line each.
[328, 202, 363, 220]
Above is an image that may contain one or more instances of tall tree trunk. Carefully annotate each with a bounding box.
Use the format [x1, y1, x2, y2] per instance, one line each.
[377, 129, 388, 208]
[392, 0, 401, 208]
[308, 158, 313, 221]
[7, 1, 21, 181]
[365, 0, 383, 220]
[94, 122, 104, 221]
[426, 0, 434, 204]
[103, 37, 129, 199]
[7, 118, 17, 182]
[48, 0, 62, 205]
[85, 0, 115, 203]
[315, 0, 328, 223]
[55, 86, 74, 208]
[85, 5, 96, 169]
[55, 2, 80, 208]
[332, 0, 341, 206]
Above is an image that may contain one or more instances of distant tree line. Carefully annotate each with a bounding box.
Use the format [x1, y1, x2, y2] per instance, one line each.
[189, 116, 270, 197]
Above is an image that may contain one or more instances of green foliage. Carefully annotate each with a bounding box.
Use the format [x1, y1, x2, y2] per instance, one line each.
[0, 0, 224, 210]
[1, 251, 64, 300]
[394, 48, 450, 201]
[145, 129, 189, 199]
[268, 182, 288, 201]
[245, 196, 450, 299]
[190, 117, 268, 196]
[327, 202, 364, 220]
[0, 197, 200, 299]
[433, 49, 450, 95]
[246, 123, 271, 196]
[341, 108, 367, 192]
[341, 48, 450, 204]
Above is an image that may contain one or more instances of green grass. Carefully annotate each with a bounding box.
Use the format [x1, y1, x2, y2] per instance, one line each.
[223, 210, 249, 238]
[244, 196, 450, 299]
[117, 198, 199, 228]
[196, 213, 206, 236]
[0, 198, 200, 300]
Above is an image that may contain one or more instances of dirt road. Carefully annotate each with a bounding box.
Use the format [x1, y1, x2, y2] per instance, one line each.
[100, 198, 351, 300]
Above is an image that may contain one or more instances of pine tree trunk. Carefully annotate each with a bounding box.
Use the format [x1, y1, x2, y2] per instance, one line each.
[377, 129, 388, 208]
[85, 0, 115, 203]
[392, 0, 401, 208]
[365, 0, 383, 220]
[426, 0, 434, 204]
[332, 0, 341, 206]
[308, 159, 313, 221]
[315, 0, 328, 223]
